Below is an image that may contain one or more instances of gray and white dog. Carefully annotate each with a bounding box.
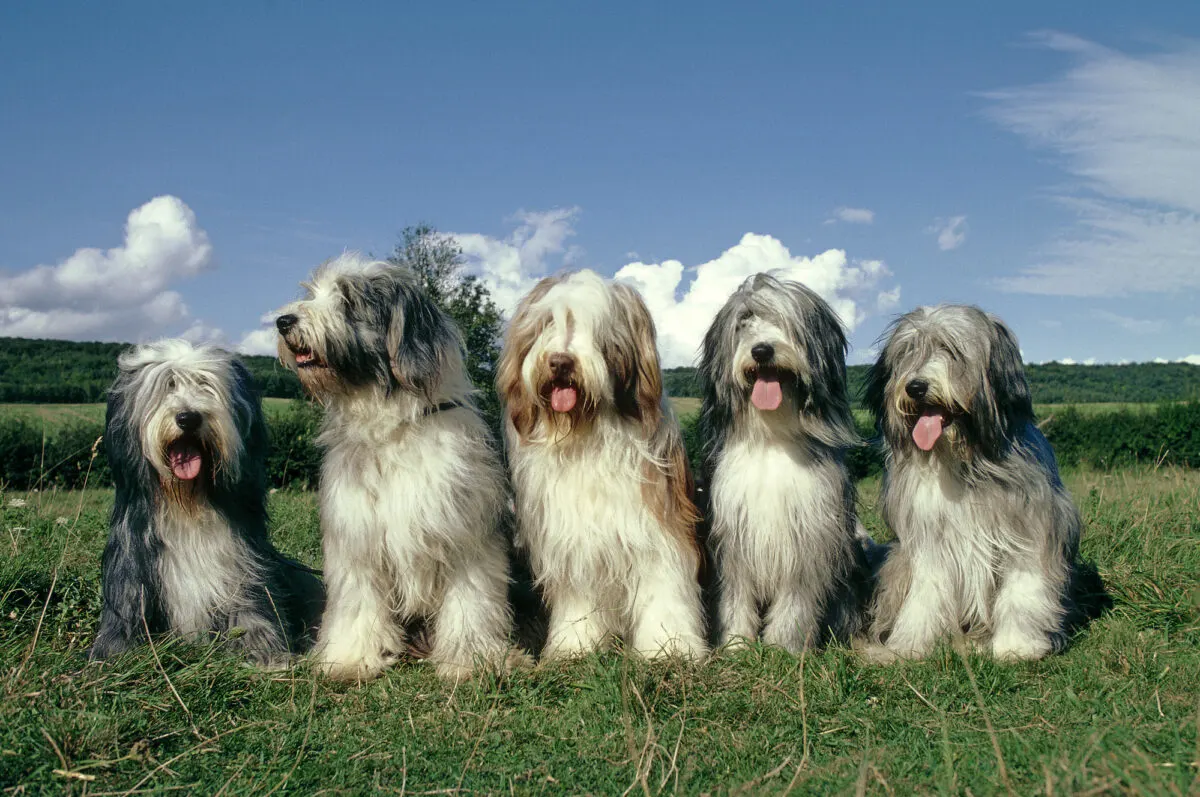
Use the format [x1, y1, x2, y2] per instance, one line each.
[698, 273, 870, 651]
[275, 254, 519, 681]
[864, 305, 1103, 661]
[90, 340, 323, 666]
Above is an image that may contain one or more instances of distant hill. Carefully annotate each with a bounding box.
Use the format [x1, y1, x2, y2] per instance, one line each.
[0, 337, 301, 402]
[664, 362, 1200, 406]
[0, 337, 1197, 406]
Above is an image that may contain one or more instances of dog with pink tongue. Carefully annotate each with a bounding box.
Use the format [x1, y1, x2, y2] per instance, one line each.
[698, 273, 872, 653]
[862, 305, 1105, 662]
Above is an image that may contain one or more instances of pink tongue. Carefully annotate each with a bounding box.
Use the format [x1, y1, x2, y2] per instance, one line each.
[751, 377, 783, 411]
[913, 411, 945, 451]
[169, 445, 202, 480]
[550, 386, 577, 413]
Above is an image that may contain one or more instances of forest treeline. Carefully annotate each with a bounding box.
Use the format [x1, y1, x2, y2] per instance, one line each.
[0, 338, 301, 402]
[2, 337, 1199, 405]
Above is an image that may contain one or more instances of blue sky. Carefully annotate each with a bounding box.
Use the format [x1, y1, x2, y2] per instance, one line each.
[2, 2, 1198, 367]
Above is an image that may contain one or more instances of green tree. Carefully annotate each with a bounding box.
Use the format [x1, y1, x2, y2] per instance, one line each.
[387, 224, 504, 430]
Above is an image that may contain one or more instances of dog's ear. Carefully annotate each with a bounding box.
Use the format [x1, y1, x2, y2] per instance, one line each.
[497, 276, 559, 440]
[985, 313, 1033, 431]
[799, 288, 859, 448]
[228, 357, 269, 455]
[608, 282, 664, 435]
[863, 332, 892, 429]
[385, 276, 459, 400]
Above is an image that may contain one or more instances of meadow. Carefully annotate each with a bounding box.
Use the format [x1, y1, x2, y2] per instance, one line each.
[1, 468, 1196, 794]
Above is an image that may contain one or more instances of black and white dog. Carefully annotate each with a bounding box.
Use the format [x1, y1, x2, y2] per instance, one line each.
[864, 305, 1104, 661]
[698, 273, 870, 651]
[90, 340, 323, 666]
[275, 254, 520, 681]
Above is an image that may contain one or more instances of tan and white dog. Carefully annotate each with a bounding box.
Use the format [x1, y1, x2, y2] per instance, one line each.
[498, 270, 706, 661]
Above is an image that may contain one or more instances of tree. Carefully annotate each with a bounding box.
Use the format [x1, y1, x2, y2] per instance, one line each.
[387, 224, 504, 430]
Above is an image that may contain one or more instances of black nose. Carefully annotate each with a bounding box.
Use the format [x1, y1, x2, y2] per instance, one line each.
[751, 343, 774, 364]
[276, 314, 298, 333]
[175, 411, 202, 432]
[548, 353, 575, 379]
[905, 379, 929, 401]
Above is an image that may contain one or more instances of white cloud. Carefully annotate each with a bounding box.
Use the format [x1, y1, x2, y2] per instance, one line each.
[0, 196, 214, 341]
[825, 207, 875, 225]
[984, 32, 1200, 295]
[453, 208, 581, 314]
[1091, 310, 1165, 335]
[616, 234, 897, 367]
[237, 329, 279, 357]
[461, 210, 900, 368]
[1180, 355, 1200, 366]
[929, 216, 968, 251]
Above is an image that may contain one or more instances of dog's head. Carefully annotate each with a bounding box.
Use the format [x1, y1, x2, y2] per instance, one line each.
[274, 254, 463, 402]
[497, 269, 665, 442]
[700, 273, 856, 448]
[865, 304, 1033, 461]
[107, 340, 258, 498]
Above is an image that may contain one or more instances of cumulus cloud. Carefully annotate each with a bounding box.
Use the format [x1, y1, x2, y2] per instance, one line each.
[929, 216, 968, 251]
[825, 207, 875, 225]
[453, 208, 581, 313]
[0, 196, 214, 341]
[460, 210, 900, 368]
[984, 32, 1200, 295]
[616, 235, 897, 368]
[1180, 355, 1200, 366]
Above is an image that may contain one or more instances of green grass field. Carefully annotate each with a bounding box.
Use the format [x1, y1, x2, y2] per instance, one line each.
[1, 469, 1196, 794]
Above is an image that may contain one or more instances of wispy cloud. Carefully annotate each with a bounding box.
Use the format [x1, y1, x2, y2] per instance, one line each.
[1091, 309, 1165, 335]
[984, 32, 1200, 296]
[825, 207, 875, 225]
[0, 196, 215, 341]
[929, 215, 968, 250]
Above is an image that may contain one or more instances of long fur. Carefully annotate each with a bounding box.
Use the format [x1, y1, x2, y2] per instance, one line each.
[864, 305, 1106, 661]
[698, 273, 870, 651]
[276, 253, 519, 680]
[498, 270, 707, 661]
[90, 340, 323, 666]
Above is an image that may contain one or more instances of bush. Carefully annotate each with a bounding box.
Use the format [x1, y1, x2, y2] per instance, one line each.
[0, 402, 1195, 493]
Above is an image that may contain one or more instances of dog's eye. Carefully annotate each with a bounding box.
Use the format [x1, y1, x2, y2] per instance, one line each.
[166, 375, 177, 390]
[737, 311, 753, 326]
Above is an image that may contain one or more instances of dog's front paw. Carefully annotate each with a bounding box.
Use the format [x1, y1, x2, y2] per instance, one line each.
[991, 631, 1051, 662]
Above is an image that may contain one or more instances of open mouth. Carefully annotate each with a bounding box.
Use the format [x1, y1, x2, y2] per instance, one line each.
[744, 365, 789, 411]
[166, 437, 204, 481]
[909, 405, 954, 452]
[290, 345, 324, 369]
[547, 379, 578, 413]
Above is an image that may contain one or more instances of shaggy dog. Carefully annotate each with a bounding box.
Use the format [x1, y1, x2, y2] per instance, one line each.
[698, 273, 870, 651]
[90, 340, 323, 666]
[275, 254, 516, 680]
[864, 305, 1103, 661]
[498, 270, 707, 661]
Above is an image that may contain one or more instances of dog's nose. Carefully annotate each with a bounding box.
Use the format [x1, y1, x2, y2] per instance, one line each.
[905, 379, 929, 401]
[275, 314, 298, 333]
[751, 343, 774, 364]
[175, 411, 202, 432]
[548, 353, 575, 379]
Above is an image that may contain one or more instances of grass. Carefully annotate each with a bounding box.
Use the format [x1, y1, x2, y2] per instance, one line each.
[1, 469, 1197, 794]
